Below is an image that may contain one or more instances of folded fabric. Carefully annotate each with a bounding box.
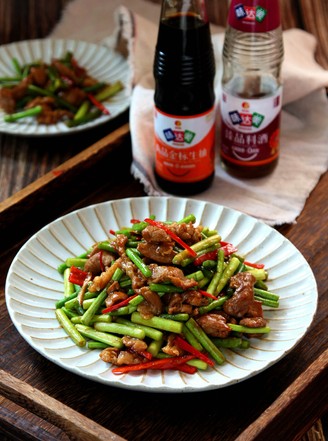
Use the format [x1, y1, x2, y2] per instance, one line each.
[130, 83, 328, 225]
[52, 0, 328, 226]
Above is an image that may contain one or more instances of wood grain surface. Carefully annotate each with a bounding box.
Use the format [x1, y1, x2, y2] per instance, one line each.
[0, 124, 327, 441]
[0, 370, 126, 441]
[0, 1, 327, 441]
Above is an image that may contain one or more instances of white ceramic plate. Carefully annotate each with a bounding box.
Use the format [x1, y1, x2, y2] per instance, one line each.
[0, 39, 132, 136]
[5, 197, 318, 392]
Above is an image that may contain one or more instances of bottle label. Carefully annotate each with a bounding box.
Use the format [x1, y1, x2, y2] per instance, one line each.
[228, 0, 281, 33]
[154, 107, 216, 183]
[220, 87, 282, 167]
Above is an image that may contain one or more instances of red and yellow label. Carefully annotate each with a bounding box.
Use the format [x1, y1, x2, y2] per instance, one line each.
[154, 107, 216, 183]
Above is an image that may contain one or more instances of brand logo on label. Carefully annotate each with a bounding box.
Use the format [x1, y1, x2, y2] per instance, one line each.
[163, 120, 196, 145]
[234, 4, 267, 22]
[228, 110, 265, 128]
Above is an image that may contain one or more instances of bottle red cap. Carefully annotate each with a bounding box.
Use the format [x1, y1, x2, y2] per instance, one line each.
[228, 0, 281, 32]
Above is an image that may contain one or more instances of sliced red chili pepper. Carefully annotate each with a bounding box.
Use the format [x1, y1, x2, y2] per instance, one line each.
[193, 249, 218, 266]
[244, 260, 265, 269]
[101, 293, 138, 314]
[111, 355, 195, 374]
[132, 350, 153, 360]
[174, 335, 215, 367]
[98, 250, 105, 273]
[220, 241, 238, 256]
[109, 229, 116, 236]
[68, 266, 89, 286]
[130, 218, 141, 224]
[155, 362, 197, 374]
[138, 350, 153, 361]
[87, 93, 110, 115]
[144, 218, 197, 257]
[197, 290, 218, 300]
[68, 274, 85, 286]
[173, 363, 197, 374]
[128, 348, 153, 361]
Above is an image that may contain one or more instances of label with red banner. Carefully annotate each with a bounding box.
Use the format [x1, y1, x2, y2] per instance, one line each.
[154, 107, 215, 183]
[228, 0, 281, 33]
[220, 87, 282, 166]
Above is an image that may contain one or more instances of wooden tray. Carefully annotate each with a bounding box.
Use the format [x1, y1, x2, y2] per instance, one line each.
[1, 123, 327, 441]
[0, 123, 131, 248]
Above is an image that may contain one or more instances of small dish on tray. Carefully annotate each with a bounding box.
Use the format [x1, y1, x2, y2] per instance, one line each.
[0, 38, 132, 136]
[5, 197, 318, 392]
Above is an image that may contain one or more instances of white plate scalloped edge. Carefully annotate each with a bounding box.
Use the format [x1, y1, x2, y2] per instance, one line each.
[0, 38, 132, 136]
[5, 196, 318, 392]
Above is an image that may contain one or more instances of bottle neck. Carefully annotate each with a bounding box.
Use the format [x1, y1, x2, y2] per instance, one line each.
[221, 26, 284, 95]
[160, 0, 209, 24]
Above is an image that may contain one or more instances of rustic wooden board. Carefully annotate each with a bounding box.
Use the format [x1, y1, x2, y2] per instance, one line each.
[0, 370, 126, 441]
[0, 123, 131, 249]
[1, 132, 327, 441]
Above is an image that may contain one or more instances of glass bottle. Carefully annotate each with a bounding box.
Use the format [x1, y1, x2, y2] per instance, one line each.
[220, 0, 284, 178]
[153, 0, 216, 195]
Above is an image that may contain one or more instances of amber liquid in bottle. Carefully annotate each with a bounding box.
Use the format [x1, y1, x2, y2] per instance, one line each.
[221, 84, 281, 179]
[220, 2, 284, 179]
[153, 11, 216, 195]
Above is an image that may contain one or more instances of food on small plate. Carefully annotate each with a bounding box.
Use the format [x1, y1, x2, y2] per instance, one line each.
[0, 51, 123, 127]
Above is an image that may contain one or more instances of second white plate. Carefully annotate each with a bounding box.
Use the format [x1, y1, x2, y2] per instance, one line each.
[0, 38, 132, 136]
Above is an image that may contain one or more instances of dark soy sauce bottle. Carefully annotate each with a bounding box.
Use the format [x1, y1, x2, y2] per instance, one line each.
[153, 0, 216, 195]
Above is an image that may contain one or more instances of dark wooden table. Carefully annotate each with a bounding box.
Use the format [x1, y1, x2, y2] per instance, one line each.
[0, 1, 327, 441]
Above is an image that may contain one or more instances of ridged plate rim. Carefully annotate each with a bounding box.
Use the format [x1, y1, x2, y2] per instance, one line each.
[0, 38, 131, 136]
[5, 196, 318, 393]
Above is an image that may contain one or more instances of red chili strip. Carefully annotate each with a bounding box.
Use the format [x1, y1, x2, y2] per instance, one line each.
[112, 355, 195, 374]
[87, 93, 110, 115]
[174, 363, 197, 374]
[128, 348, 153, 361]
[155, 362, 197, 374]
[174, 335, 215, 367]
[130, 218, 141, 224]
[101, 294, 138, 314]
[68, 266, 89, 286]
[99, 250, 105, 273]
[109, 229, 116, 236]
[197, 290, 218, 300]
[133, 351, 153, 360]
[220, 241, 238, 256]
[138, 350, 153, 361]
[68, 274, 86, 286]
[193, 249, 218, 266]
[244, 261, 265, 269]
[144, 218, 197, 257]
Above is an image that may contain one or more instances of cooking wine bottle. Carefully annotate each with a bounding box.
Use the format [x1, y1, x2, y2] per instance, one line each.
[153, 0, 216, 195]
[220, 0, 284, 178]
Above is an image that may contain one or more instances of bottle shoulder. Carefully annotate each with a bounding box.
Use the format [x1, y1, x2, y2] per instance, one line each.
[224, 25, 283, 42]
[222, 74, 281, 98]
[222, 26, 284, 69]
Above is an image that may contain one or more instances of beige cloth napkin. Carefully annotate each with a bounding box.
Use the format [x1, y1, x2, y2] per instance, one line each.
[52, 0, 328, 226]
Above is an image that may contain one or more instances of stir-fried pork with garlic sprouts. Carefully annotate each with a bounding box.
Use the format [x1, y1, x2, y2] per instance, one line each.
[55, 214, 279, 375]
